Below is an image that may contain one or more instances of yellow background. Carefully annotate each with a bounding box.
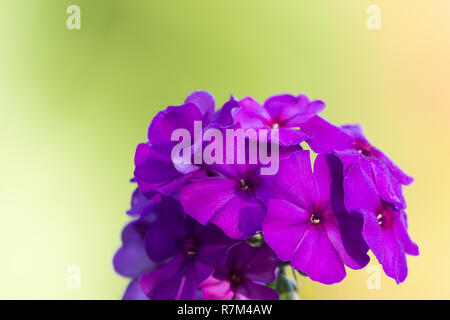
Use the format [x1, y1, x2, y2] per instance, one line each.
[0, 0, 449, 299]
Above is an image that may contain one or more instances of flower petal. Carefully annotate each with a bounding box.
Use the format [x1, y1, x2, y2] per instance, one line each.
[185, 90, 215, 124]
[291, 226, 346, 284]
[263, 198, 310, 261]
[235, 281, 279, 300]
[302, 116, 354, 153]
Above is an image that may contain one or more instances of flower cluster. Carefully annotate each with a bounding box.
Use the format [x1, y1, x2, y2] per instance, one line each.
[114, 91, 418, 300]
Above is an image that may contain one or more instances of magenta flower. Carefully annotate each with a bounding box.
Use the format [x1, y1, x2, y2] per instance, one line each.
[302, 117, 412, 209]
[344, 162, 419, 283]
[139, 196, 239, 300]
[233, 94, 325, 146]
[200, 242, 279, 300]
[263, 150, 369, 284]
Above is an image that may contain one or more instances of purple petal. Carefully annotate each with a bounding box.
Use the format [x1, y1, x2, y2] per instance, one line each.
[147, 103, 202, 146]
[370, 159, 406, 209]
[234, 97, 271, 129]
[185, 90, 215, 124]
[144, 197, 186, 262]
[324, 216, 369, 270]
[379, 229, 408, 284]
[373, 146, 414, 185]
[278, 127, 309, 146]
[126, 188, 156, 217]
[235, 281, 279, 300]
[134, 143, 198, 197]
[196, 224, 240, 266]
[139, 254, 185, 299]
[263, 94, 309, 123]
[344, 163, 381, 216]
[272, 150, 319, 211]
[230, 243, 279, 283]
[200, 277, 233, 300]
[122, 280, 150, 300]
[180, 177, 237, 225]
[210, 96, 239, 128]
[393, 210, 419, 256]
[113, 218, 156, 279]
[302, 116, 354, 153]
[140, 255, 213, 300]
[180, 177, 265, 239]
[263, 198, 310, 261]
[291, 226, 346, 284]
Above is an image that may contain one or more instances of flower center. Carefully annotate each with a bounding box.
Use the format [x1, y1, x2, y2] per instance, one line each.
[271, 123, 279, 129]
[310, 212, 321, 225]
[354, 140, 373, 157]
[229, 272, 244, 286]
[183, 237, 197, 257]
[240, 179, 250, 191]
[377, 202, 395, 229]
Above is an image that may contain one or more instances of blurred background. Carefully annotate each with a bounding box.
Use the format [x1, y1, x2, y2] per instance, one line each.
[0, 0, 449, 299]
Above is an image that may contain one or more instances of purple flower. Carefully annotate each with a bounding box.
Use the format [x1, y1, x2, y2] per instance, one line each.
[139, 196, 239, 300]
[179, 162, 267, 240]
[263, 150, 369, 284]
[179, 146, 300, 240]
[344, 162, 419, 283]
[134, 91, 238, 199]
[233, 94, 325, 146]
[126, 187, 158, 217]
[302, 117, 412, 209]
[113, 189, 157, 300]
[200, 242, 279, 300]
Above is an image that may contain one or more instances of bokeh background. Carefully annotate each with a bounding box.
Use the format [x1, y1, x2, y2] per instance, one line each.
[1, 0, 449, 299]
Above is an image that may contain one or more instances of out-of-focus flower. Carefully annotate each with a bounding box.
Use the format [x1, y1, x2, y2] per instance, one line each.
[344, 163, 419, 283]
[263, 150, 369, 284]
[200, 242, 279, 300]
[113, 189, 157, 300]
[139, 196, 239, 300]
[233, 94, 325, 146]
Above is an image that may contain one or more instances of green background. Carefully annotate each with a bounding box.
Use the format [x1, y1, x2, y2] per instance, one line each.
[1, 0, 449, 299]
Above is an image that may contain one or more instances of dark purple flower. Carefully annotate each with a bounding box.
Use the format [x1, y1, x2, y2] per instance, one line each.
[344, 162, 419, 283]
[113, 190, 158, 299]
[126, 188, 158, 216]
[263, 150, 369, 284]
[233, 94, 325, 146]
[139, 196, 239, 300]
[200, 242, 279, 300]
